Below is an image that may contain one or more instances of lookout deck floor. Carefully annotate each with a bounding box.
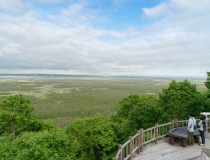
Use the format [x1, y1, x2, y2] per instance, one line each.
[133, 137, 210, 160]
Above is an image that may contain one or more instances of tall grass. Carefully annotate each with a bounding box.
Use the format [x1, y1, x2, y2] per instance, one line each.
[0, 77, 206, 127]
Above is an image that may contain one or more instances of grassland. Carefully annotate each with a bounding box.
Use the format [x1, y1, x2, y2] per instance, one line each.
[0, 77, 207, 127]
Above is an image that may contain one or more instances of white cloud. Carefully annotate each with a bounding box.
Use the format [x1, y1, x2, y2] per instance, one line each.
[0, 0, 28, 15]
[36, 0, 65, 4]
[61, 2, 84, 17]
[171, 0, 210, 11]
[143, 2, 170, 18]
[143, 0, 210, 18]
[0, 0, 209, 77]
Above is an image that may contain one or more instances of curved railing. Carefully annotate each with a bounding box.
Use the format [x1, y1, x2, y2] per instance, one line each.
[112, 119, 209, 160]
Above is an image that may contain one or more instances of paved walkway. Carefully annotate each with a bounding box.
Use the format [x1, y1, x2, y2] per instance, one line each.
[133, 137, 210, 160]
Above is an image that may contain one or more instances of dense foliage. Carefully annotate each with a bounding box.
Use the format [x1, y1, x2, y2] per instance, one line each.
[127, 96, 167, 130]
[0, 130, 76, 160]
[111, 95, 167, 142]
[205, 72, 210, 99]
[205, 72, 210, 90]
[0, 95, 52, 138]
[159, 80, 204, 120]
[66, 117, 118, 160]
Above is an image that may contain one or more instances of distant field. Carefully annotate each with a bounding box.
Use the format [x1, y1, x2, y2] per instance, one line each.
[0, 77, 207, 127]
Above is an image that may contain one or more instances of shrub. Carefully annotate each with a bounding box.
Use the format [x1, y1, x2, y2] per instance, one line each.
[66, 116, 118, 160]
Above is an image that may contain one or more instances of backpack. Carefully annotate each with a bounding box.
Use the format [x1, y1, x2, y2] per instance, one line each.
[202, 120, 206, 131]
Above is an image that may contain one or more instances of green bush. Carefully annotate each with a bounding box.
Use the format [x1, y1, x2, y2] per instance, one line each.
[0, 95, 53, 137]
[0, 130, 76, 160]
[159, 80, 204, 119]
[66, 116, 118, 160]
[111, 94, 167, 143]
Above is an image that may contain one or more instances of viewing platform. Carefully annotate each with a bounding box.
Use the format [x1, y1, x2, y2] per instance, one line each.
[133, 137, 210, 160]
[112, 118, 210, 160]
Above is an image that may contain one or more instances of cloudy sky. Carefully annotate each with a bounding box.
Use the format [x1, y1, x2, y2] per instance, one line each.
[0, 0, 209, 77]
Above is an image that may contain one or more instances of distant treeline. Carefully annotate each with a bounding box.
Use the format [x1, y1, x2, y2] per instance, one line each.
[0, 73, 206, 80]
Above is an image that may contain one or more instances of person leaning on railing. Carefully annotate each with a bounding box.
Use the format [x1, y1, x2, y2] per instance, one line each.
[187, 112, 196, 145]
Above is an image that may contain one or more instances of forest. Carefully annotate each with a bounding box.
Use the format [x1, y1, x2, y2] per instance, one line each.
[0, 73, 210, 160]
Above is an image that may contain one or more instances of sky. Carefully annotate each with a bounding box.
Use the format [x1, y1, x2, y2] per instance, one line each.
[0, 0, 210, 78]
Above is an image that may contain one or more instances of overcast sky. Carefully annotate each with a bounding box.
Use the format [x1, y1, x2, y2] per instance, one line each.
[0, 0, 209, 77]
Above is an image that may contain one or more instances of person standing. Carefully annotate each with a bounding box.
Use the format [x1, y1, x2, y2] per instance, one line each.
[187, 112, 196, 145]
[198, 115, 206, 146]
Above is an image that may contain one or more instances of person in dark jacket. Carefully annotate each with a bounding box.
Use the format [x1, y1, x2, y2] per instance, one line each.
[198, 115, 206, 146]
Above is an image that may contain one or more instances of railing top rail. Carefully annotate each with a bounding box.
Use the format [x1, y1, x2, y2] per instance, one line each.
[159, 122, 172, 127]
[177, 120, 187, 122]
[132, 132, 139, 140]
[144, 126, 156, 132]
[115, 150, 121, 159]
[121, 139, 130, 148]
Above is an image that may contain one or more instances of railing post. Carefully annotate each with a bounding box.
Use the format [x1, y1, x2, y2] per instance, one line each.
[112, 144, 122, 160]
[140, 128, 144, 152]
[128, 136, 132, 160]
[172, 120, 174, 129]
[174, 119, 178, 128]
[137, 130, 142, 154]
[155, 124, 158, 144]
[118, 144, 122, 160]
[137, 130, 140, 154]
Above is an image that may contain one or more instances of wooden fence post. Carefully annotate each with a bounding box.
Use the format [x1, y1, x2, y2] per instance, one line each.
[172, 120, 174, 129]
[118, 144, 122, 160]
[155, 124, 158, 144]
[128, 136, 133, 160]
[137, 130, 141, 154]
[140, 128, 144, 152]
[174, 119, 178, 128]
[112, 144, 122, 160]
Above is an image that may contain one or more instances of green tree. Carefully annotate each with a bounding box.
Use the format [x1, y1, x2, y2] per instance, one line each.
[111, 94, 141, 142]
[128, 96, 166, 130]
[112, 94, 141, 121]
[66, 116, 118, 160]
[204, 72, 210, 90]
[204, 72, 210, 99]
[0, 95, 52, 138]
[202, 72, 210, 111]
[0, 130, 75, 160]
[159, 80, 203, 120]
[112, 94, 166, 142]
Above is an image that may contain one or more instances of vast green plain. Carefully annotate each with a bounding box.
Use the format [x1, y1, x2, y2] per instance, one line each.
[0, 76, 206, 127]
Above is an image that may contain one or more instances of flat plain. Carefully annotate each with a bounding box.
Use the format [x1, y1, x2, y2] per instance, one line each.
[0, 76, 206, 127]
